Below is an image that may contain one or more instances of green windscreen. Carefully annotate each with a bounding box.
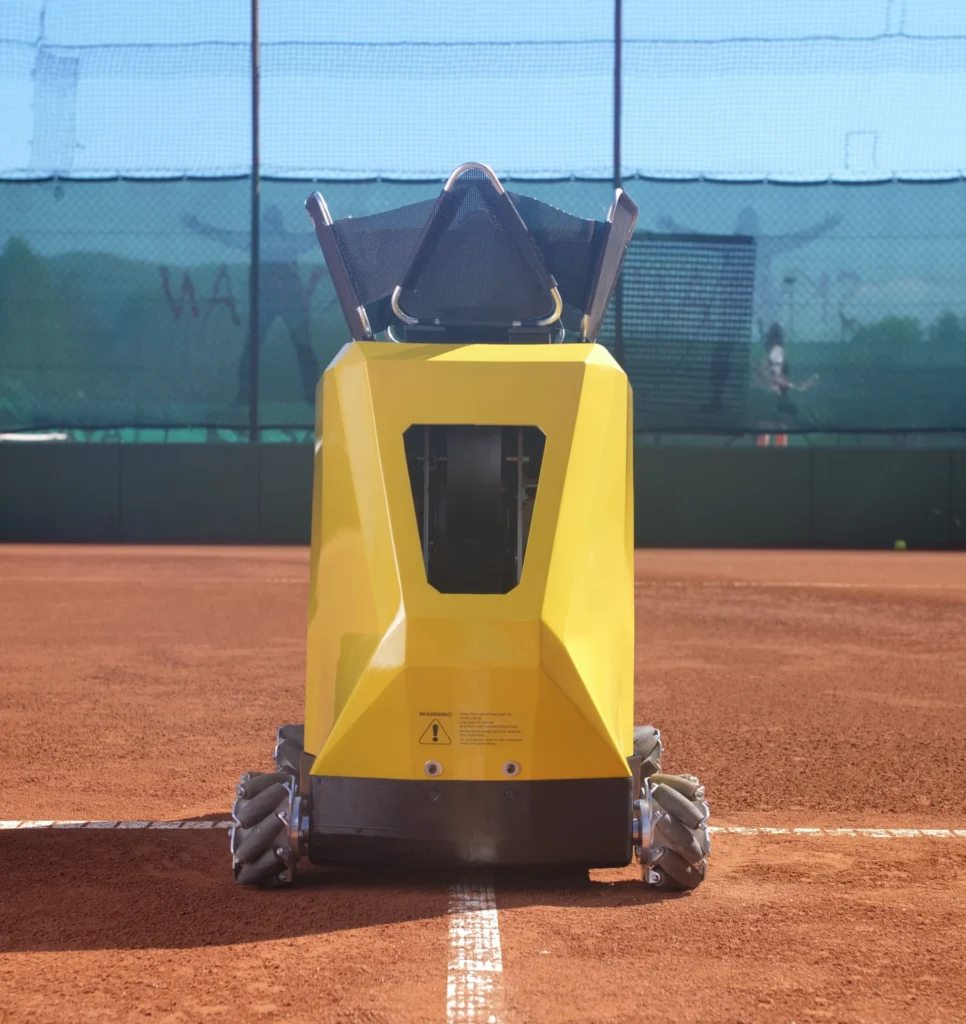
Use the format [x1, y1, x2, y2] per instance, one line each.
[3, 178, 964, 435]
[2, 1, 965, 438]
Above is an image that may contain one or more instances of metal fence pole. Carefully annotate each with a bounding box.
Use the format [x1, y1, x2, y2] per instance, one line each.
[248, 0, 261, 443]
[613, 0, 625, 365]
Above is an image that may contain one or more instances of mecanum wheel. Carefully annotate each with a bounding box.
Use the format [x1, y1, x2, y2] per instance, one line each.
[274, 723, 305, 783]
[633, 725, 663, 778]
[230, 770, 302, 887]
[637, 772, 710, 891]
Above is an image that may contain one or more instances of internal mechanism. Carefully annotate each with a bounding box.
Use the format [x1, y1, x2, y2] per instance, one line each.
[404, 425, 545, 594]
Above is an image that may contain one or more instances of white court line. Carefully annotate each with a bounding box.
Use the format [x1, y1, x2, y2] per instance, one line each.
[639, 580, 966, 591]
[4, 819, 508, 1023]
[10, 579, 963, 590]
[708, 826, 966, 838]
[2, 821, 965, 838]
[2, 577, 305, 585]
[0, 820, 232, 830]
[4, 816, 963, 1024]
[447, 877, 504, 1024]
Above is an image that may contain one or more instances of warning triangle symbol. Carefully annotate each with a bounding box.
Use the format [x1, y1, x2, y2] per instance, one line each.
[419, 719, 452, 745]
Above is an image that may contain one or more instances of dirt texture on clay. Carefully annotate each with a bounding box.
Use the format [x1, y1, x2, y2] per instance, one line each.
[1, 545, 965, 1023]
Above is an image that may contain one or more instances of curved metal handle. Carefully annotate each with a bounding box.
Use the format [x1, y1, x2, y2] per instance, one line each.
[606, 187, 625, 225]
[391, 285, 419, 325]
[306, 190, 335, 227]
[536, 286, 563, 327]
[395, 283, 561, 331]
[444, 162, 505, 194]
[394, 164, 560, 331]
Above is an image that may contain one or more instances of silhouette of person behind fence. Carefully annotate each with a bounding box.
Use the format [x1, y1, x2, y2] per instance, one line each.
[183, 205, 320, 406]
[657, 207, 840, 413]
[754, 322, 820, 446]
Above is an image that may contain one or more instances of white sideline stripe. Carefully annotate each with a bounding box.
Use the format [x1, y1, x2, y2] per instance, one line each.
[0, 820, 232, 830]
[11, 578, 961, 590]
[640, 580, 966, 592]
[12, 578, 964, 590]
[2, 821, 964, 841]
[3, 576, 305, 585]
[708, 826, 966, 838]
[447, 877, 504, 1024]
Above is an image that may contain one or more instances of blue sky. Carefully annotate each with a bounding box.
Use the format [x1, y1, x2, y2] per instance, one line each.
[1, 0, 965, 180]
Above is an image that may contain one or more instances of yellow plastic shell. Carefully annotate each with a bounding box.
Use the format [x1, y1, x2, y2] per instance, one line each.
[305, 341, 633, 782]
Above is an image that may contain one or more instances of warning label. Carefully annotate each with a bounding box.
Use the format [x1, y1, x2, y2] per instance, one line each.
[418, 719, 452, 745]
[458, 712, 523, 747]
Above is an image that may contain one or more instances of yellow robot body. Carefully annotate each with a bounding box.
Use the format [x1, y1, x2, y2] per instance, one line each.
[301, 340, 635, 866]
[231, 169, 710, 887]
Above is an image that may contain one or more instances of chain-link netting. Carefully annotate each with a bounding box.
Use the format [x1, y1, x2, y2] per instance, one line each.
[600, 179, 966, 434]
[1, 1, 965, 436]
[622, 2, 966, 182]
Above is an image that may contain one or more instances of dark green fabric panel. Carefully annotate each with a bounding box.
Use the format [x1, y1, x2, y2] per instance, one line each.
[119, 445, 258, 543]
[951, 452, 966, 549]
[2, 443, 961, 549]
[258, 444, 313, 544]
[0, 444, 120, 541]
[633, 446, 676, 547]
[6, 179, 966, 437]
[670, 448, 811, 548]
[810, 450, 950, 548]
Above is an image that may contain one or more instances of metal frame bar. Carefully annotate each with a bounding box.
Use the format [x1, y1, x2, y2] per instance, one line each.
[247, 0, 260, 442]
[613, 0, 624, 363]
[613, 0, 622, 195]
[579, 187, 639, 344]
[444, 162, 505, 194]
[305, 191, 373, 340]
[391, 163, 563, 332]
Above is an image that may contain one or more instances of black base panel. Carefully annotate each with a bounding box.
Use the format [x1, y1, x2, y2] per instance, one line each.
[307, 775, 634, 868]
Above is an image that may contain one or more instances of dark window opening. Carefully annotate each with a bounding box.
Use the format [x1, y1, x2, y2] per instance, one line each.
[403, 425, 545, 594]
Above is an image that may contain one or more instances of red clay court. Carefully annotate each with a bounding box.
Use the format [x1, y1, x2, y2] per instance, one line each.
[2, 546, 965, 1023]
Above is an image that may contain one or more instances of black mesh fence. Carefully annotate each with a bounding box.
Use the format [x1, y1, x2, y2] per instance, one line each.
[1, 1, 965, 439]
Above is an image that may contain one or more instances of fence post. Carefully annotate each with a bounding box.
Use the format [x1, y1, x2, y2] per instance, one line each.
[613, 0, 625, 365]
[248, 0, 261, 443]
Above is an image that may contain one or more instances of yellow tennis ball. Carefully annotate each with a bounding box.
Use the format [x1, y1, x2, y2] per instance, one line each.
[894, 539, 907, 550]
